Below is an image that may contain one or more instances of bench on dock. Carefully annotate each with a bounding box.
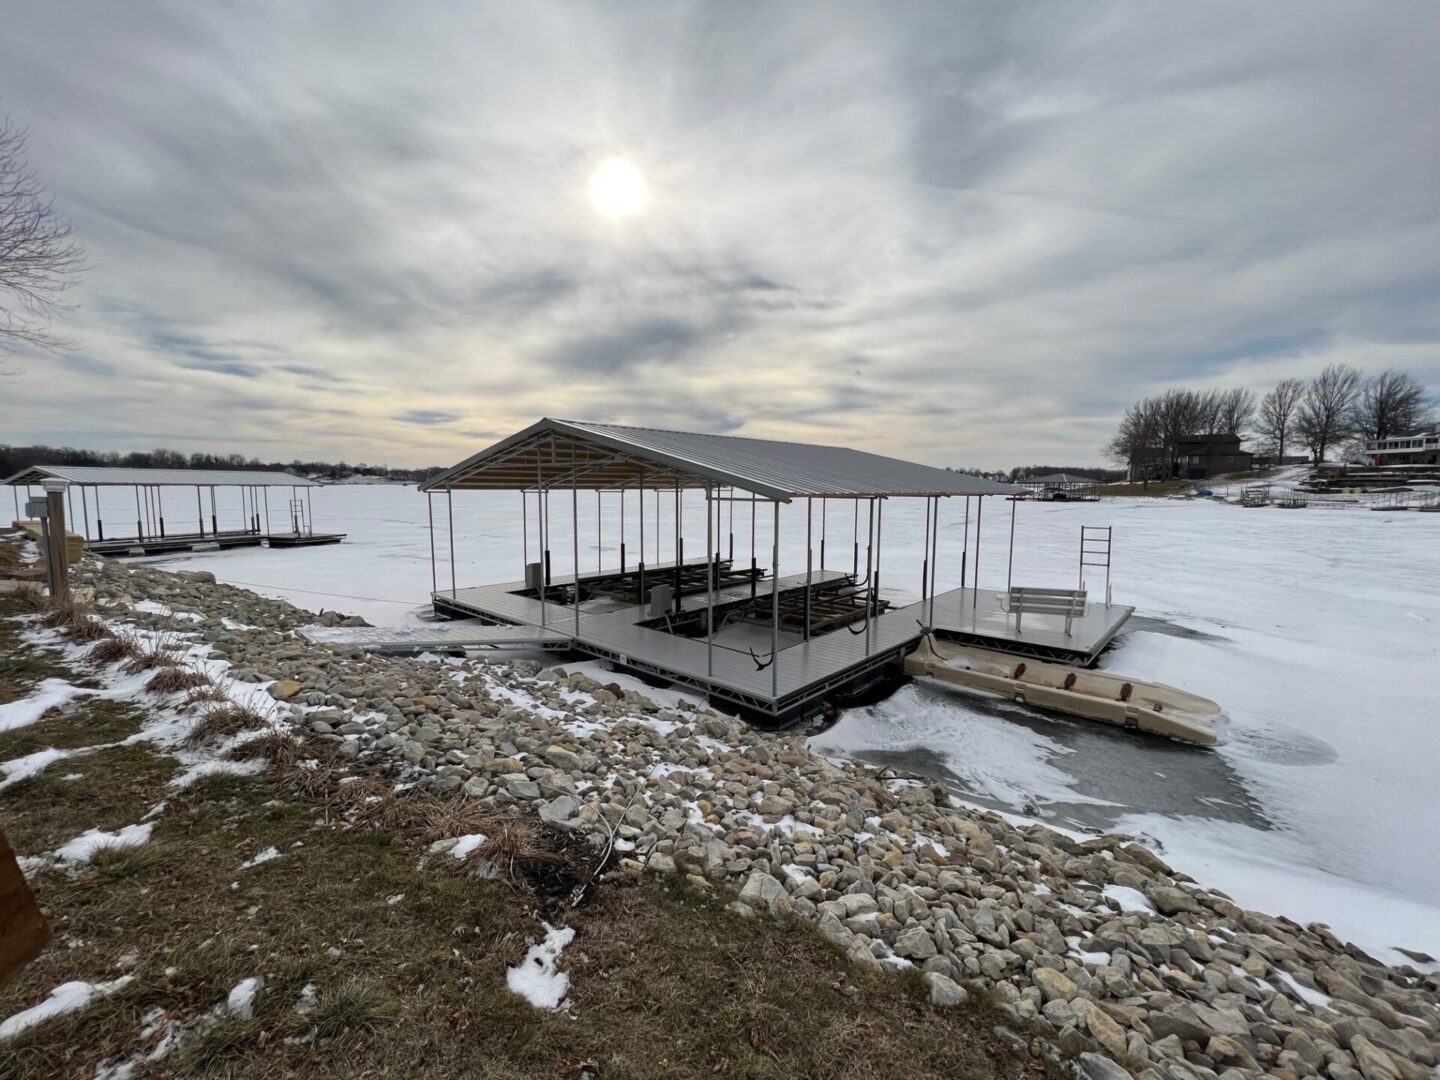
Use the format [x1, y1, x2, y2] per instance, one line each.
[999, 587, 1087, 636]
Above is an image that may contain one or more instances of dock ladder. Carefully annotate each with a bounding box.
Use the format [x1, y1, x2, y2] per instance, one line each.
[1078, 526, 1113, 609]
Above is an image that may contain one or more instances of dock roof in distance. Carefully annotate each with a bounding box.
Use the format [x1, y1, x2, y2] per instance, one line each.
[422, 418, 1023, 501]
[3, 465, 320, 488]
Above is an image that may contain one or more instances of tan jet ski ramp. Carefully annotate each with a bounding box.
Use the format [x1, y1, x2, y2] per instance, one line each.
[904, 635, 1220, 747]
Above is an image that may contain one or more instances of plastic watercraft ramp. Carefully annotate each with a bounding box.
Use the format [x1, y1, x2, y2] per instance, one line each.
[904, 635, 1220, 746]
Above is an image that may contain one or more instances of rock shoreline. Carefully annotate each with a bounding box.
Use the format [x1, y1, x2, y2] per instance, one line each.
[73, 557, 1440, 1080]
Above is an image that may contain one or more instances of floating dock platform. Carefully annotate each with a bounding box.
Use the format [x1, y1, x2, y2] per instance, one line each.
[86, 529, 346, 557]
[307, 556, 1132, 726]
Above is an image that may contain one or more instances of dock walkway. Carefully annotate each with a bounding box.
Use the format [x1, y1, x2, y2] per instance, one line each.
[307, 565, 1132, 724]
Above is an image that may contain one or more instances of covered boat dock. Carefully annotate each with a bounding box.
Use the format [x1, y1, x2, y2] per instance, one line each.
[4, 465, 346, 557]
[395, 419, 1132, 726]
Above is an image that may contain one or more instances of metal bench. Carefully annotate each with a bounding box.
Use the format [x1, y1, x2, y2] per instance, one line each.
[1000, 587, 1088, 636]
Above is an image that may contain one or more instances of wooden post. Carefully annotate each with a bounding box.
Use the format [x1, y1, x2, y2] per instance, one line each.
[42, 479, 70, 601]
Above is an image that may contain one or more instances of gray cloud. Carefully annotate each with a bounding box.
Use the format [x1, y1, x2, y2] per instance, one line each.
[394, 410, 463, 426]
[0, 1, 1435, 469]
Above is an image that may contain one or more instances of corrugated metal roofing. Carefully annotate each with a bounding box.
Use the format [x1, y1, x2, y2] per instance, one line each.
[3, 465, 320, 488]
[421, 418, 1024, 501]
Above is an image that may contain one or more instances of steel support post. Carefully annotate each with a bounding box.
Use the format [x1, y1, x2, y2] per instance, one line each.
[706, 483, 715, 676]
[771, 500, 780, 699]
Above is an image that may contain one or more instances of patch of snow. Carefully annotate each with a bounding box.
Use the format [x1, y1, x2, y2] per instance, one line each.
[505, 923, 575, 1011]
[1102, 885, 1154, 913]
[168, 759, 266, 790]
[1272, 969, 1334, 1010]
[239, 846, 281, 869]
[221, 977, 262, 1020]
[294, 983, 318, 1015]
[0, 678, 94, 733]
[0, 747, 75, 791]
[450, 833, 488, 859]
[0, 976, 134, 1040]
[386, 893, 404, 905]
[52, 823, 154, 865]
[133, 600, 202, 622]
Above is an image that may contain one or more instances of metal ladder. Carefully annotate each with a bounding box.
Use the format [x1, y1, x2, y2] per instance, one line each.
[289, 497, 307, 536]
[1078, 525, 1112, 609]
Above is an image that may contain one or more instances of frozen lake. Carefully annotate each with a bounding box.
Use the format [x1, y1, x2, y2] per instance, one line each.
[111, 481, 1439, 966]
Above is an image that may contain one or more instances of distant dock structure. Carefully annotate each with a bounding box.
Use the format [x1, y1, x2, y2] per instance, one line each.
[5, 465, 345, 557]
[1016, 473, 1101, 501]
[352, 418, 1136, 726]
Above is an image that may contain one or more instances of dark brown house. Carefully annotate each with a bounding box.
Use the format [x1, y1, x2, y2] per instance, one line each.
[1174, 433, 1252, 479]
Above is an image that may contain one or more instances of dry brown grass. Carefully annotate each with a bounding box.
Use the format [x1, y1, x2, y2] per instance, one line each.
[120, 630, 190, 673]
[245, 728, 305, 767]
[179, 684, 229, 711]
[41, 599, 112, 643]
[182, 701, 269, 748]
[146, 666, 213, 695]
[89, 635, 142, 666]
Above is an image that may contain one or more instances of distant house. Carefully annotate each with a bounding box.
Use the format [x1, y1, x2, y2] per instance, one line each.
[1364, 432, 1439, 466]
[1173, 434, 1253, 479]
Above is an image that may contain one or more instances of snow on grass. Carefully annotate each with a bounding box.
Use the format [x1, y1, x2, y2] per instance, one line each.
[450, 833, 488, 859]
[168, 759, 267, 790]
[0, 976, 134, 1040]
[0, 678, 95, 733]
[0, 747, 77, 791]
[505, 923, 575, 1011]
[52, 823, 154, 865]
[294, 983, 318, 1015]
[239, 846, 282, 869]
[1102, 885, 1154, 913]
[222, 977, 263, 1020]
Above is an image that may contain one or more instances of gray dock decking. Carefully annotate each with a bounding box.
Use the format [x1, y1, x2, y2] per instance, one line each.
[304, 562, 1133, 722]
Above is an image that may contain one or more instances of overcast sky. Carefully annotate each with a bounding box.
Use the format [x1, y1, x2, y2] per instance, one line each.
[2, 2, 1436, 470]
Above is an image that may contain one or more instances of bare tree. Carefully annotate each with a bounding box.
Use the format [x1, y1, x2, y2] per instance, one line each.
[1216, 387, 1256, 435]
[1193, 388, 1225, 435]
[1255, 378, 1304, 462]
[1, 116, 85, 356]
[1296, 363, 1362, 462]
[1353, 370, 1433, 441]
[1105, 397, 1164, 486]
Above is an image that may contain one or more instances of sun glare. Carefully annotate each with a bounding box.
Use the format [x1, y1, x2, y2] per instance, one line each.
[588, 157, 648, 218]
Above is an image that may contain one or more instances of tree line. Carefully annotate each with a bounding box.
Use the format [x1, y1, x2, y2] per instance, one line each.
[0, 444, 444, 483]
[1105, 366, 1432, 480]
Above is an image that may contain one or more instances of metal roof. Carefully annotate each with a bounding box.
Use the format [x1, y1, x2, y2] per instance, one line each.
[3, 465, 320, 488]
[421, 418, 1024, 501]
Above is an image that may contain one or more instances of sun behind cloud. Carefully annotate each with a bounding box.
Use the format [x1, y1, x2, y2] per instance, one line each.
[588, 156, 648, 218]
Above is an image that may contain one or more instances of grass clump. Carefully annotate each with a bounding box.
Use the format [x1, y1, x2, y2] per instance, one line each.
[89, 635, 142, 666]
[182, 702, 269, 748]
[146, 666, 213, 695]
[310, 978, 400, 1039]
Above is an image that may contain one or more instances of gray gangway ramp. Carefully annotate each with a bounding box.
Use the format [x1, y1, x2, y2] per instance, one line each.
[299, 621, 572, 655]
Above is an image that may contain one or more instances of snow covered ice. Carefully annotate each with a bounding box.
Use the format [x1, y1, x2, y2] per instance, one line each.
[126, 482, 1440, 964]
